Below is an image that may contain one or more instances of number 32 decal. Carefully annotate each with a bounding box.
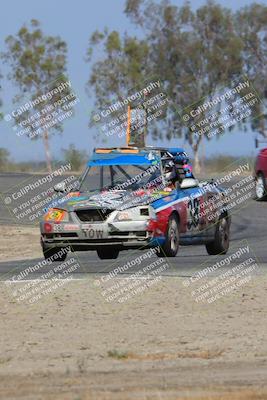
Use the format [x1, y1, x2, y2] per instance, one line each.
[187, 198, 200, 230]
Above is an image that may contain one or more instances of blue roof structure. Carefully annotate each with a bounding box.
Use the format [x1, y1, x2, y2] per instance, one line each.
[87, 149, 160, 166]
[167, 147, 185, 155]
[87, 147, 187, 167]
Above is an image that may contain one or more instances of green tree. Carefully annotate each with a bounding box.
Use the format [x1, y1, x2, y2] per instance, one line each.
[87, 0, 266, 172]
[2, 19, 73, 173]
[234, 3, 267, 138]
[0, 71, 3, 120]
[87, 30, 149, 105]
[169, 1, 243, 171]
[62, 144, 87, 171]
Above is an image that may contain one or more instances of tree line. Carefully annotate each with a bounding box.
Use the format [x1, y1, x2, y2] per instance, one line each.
[0, 1, 266, 172]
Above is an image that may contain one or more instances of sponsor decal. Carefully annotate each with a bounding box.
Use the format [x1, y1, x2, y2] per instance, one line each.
[64, 224, 79, 231]
[44, 209, 66, 222]
[81, 224, 94, 229]
[67, 196, 89, 205]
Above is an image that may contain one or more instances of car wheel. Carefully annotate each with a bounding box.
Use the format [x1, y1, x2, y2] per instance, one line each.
[42, 246, 68, 261]
[157, 214, 179, 257]
[255, 173, 267, 201]
[97, 248, 119, 259]
[206, 216, 230, 255]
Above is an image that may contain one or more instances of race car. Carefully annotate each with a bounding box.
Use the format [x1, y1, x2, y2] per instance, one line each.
[40, 146, 231, 260]
[255, 146, 267, 200]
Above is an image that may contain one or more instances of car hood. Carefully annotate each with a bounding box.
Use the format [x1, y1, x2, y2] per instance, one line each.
[53, 190, 170, 212]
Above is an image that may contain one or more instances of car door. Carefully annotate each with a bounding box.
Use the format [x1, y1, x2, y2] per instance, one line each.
[182, 186, 204, 236]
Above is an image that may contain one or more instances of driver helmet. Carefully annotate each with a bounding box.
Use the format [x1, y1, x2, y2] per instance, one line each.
[174, 152, 194, 178]
[164, 160, 176, 181]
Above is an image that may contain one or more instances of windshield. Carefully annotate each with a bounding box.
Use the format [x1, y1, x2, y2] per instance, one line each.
[79, 163, 162, 193]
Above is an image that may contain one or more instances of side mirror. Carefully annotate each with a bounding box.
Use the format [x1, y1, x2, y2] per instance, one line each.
[54, 182, 67, 193]
[180, 178, 199, 189]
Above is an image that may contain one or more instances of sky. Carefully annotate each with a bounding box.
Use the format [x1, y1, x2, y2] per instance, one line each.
[0, 0, 266, 163]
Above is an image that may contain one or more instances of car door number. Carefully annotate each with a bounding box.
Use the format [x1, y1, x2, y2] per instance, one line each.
[187, 198, 200, 230]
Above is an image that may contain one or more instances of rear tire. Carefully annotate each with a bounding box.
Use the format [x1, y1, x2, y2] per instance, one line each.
[255, 173, 267, 201]
[42, 246, 68, 261]
[156, 214, 179, 257]
[97, 248, 119, 259]
[206, 216, 230, 255]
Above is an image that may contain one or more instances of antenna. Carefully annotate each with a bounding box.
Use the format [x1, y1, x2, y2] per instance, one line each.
[126, 105, 131, 147]
[126, 100, 147, 148]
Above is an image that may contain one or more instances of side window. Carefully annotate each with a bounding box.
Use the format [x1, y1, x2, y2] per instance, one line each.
[102, 166, 112, 189]
[81, 167, 100, 192]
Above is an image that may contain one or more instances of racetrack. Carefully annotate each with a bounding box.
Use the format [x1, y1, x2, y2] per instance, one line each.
[0, 173, 266, 279]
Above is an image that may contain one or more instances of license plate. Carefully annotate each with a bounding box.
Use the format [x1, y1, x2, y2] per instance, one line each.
[81, 224, 105, 239]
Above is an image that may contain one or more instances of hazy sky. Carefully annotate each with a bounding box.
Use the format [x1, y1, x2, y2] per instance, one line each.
[0, 0, 266, 162]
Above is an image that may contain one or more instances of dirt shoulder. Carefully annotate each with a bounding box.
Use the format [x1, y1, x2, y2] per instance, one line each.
[0, 277, 266, 399]
[0, 225, 42, 262]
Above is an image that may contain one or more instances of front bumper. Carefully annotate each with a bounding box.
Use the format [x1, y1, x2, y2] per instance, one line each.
[40, 219, 159, 251]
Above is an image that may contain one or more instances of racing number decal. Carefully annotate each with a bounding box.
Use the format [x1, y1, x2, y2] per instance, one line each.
[45, 209, 65, 222]
[187, 198, 200, 230]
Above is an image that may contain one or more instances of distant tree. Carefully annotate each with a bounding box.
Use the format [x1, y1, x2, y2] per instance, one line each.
[2, 19, 74, 173]
[87, 30, 149, 108]
[86, 29, 150, 145]
[234, 3, 267, 138]
[0, 148, 10, 170]
[62, 144, 87, 171]
[0, 71, 3, 120]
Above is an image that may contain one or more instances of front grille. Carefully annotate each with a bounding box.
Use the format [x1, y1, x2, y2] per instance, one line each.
[75, 209, 113, 222]
[109, 231, 129, 236]
[136, 231, 147, 237]
[109, 231, 147, 237]
[56, 233, 79, 238]
[44, 233, 78, 238]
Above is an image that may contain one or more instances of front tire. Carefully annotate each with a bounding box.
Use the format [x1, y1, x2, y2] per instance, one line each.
[255, 173, 267, 201]
[206, 216, 230, 255]
[157, 214, 179, 257]
[97, 248, 119, 259]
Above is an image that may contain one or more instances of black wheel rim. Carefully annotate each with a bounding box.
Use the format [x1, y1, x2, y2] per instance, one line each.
[169, 219, 178, 252]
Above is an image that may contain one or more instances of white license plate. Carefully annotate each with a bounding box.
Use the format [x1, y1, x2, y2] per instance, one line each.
[81, 224, 105, 239]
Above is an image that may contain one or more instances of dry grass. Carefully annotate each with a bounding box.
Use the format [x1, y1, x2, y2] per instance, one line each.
[107, 348, 224, 361]
[180, 392, 267, 400]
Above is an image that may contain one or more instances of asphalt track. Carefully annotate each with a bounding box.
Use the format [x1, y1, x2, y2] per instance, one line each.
[0, 173, 266, 281]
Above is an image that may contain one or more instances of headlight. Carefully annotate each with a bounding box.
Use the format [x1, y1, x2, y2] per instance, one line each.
[114, 206, 156, 222]
[44, 208, 69, 222]
[114, 211, 132, 221]
[140, 207, 149, 216]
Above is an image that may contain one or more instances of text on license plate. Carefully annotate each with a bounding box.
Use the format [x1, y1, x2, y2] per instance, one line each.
[82, 224, 104, 238]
